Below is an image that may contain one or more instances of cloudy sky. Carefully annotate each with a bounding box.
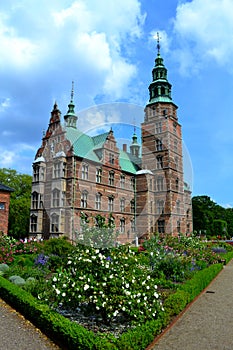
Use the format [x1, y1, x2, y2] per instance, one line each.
[0, 0, 233, 207]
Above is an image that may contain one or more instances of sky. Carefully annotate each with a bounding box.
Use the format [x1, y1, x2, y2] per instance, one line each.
[0, 0, 233, 207]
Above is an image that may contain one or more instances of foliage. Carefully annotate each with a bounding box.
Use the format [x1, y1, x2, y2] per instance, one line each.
[76, 213, 119, 249]
[213, 219, 228, 238]
[192, 195, 233, 238]
[0, 236, 38, 264]
[0, 168, 32, 239]
[44, 244, 163, 325]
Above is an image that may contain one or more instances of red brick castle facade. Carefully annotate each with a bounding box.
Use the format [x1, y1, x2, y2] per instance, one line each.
[30, 45, 192, 243]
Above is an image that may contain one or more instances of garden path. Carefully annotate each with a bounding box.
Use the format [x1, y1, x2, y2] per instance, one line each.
[149, 259, 233, 350]
[0, 298, 60, 350]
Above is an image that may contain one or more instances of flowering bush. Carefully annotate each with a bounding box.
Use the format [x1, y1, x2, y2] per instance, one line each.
[0, 236, 38, 264]
[42, 244, 164, 325]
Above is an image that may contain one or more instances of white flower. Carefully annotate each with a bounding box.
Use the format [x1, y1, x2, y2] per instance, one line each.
[122, 306, 126, 311]
[146, 286, 150, 290]
[62, 292, 66, 297]
[55, 289, 60, 295]
[96, 306, 100, 310]
[113, 310, 119, 317]
[84, 284, 89, 291]
[109, 274, 113, 279]
[144, 296, 147, 301]
[154, 292, 159, 298]
[67, 260, 72, 265]
[63, 284, 67, 288]
[125, 283, 129, 288]
[95, 249, 99, 253]
[137, 299, 140, 303]
[53, 277, 57, 282]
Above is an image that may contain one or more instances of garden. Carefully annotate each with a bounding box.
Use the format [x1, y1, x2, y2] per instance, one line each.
[1, 232, 233, 349]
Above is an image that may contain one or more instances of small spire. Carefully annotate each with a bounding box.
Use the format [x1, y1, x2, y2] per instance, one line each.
[157, 32, 161, 55]
[71, 81, 74, 102]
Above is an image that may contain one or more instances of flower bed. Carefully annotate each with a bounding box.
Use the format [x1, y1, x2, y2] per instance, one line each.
[0, 234, 233, 349]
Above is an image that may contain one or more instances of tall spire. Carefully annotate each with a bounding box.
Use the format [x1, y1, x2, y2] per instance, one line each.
[146, 33, 173, 106]
[64, 81, 78, 128]
[157, 32, 161, 55]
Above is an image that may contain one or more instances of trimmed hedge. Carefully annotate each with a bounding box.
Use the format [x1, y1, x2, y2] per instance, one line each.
[0, 261, 225, 349]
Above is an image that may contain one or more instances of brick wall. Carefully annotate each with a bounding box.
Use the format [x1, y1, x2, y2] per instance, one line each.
[0, 191, 11, 235]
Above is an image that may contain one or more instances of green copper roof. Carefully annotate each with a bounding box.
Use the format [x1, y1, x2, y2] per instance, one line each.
[119, 150, 139, 174]
[65, 126, 139, 173]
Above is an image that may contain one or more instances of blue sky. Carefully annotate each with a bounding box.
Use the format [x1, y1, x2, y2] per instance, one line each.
[0, 0, 232, 207]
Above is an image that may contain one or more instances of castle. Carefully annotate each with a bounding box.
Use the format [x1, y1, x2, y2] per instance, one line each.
[29, 43, 192, 243]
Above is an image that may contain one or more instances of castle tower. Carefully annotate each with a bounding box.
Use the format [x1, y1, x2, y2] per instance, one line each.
[141, 34, 186, 235]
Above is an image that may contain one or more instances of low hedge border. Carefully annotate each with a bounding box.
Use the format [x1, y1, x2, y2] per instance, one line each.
[0, 261, 227, 350]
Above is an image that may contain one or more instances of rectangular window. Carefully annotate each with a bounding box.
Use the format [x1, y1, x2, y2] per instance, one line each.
[157, 200, 164, 214]
[108, 197, 114, 212]
[158, 220, 165, 234]
[32, 192, 39, 209]
[30, 215, 37, 232]
[174, 139, 178, 153]
[54, 162, 61, 178]
[157, 177, 164, 191]
[96, 168, 102, 183]
[109, 171, 114, 186]
[120, 198, 125, 212]
[33, 166, 39, 182]
[120, 174, 125, 189]
[81, 191, 88, 208]
[156, 122, 162, 133]
[120, 219, 125, 233]
[0, 202, 5, 210]
[51, 214, 59, 233]
[81, 164, 88, 180]
[52, 189, 60, 207]
[109, 153, 114, 164]
[95, 193, 101, 210]
[156, 139, 163, 151]
[156, 156, 163, 169]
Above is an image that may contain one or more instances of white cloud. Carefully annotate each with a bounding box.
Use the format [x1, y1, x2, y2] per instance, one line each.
[173, 0, 233, 73]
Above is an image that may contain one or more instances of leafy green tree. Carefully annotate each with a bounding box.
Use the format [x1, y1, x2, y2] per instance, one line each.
[213, 219, 228, 238]
[0, 168, 32, 239]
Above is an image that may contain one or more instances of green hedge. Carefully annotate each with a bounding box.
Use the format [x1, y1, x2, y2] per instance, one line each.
[0, 262, 225, 349]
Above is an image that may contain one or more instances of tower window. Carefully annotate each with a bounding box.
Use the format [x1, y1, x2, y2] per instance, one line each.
[176, 200, 180, 214]
[156, 139, 163, 151]
[130, 199, 135, 213]
[156, 156, 163, 169]
[155, 122, 162, 133]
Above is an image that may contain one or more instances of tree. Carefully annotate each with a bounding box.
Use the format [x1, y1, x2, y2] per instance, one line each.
[213, 219, 228, 238]
[192, 195, 233, 238]
[0, 168, 32, 239]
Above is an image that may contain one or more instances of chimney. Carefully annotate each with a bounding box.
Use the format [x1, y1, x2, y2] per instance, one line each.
[123, 144, 127, 152]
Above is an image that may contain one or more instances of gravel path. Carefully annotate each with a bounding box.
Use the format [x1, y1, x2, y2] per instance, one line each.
[150, 259, 233, 350]
[0, 298, 60, 350]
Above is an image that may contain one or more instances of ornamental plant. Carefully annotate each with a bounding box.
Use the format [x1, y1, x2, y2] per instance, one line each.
[42, 244, 164, 325]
